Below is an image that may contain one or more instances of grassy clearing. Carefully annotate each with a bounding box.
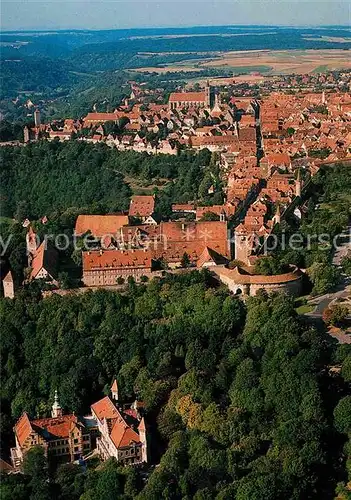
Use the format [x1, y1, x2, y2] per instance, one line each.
[124, 175, 170, 194]
[296, 304, 314, 315]
[295, 295, 314, 314]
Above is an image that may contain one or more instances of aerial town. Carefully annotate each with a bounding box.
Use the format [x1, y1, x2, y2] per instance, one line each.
[1, 9, 351, 497]
[4, 75, 349, 305]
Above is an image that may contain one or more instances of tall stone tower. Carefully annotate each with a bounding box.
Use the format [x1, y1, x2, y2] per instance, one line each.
[295, 169, 302, 197]
[3, 270, 14, 299]
[138, 417, 148, 463]
[111, 379, 119, 402]
[34, 109, 41, 127]
[205, 80, 211, 107]
[23, 126, 30, 143]
[51, 390, 63, 418]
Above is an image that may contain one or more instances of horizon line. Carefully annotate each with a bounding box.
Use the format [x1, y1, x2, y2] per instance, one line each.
[1, 23, 350, 33]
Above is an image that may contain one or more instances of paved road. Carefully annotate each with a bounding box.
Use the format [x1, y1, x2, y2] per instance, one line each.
[332, 226, 350, 266]
[304, 224, 350, 343]
[306, 286, 351, 318]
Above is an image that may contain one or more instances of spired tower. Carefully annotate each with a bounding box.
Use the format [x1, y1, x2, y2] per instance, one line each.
[51, 390, 63, 418]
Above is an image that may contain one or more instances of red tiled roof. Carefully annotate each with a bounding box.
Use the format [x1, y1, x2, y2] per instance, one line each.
[30, 241, 58, 280]
[14, 413, 32, 447]
[138, 417, 146, 432]
[129, 196, 155, 217]
[213, 265, 302, 285]
[83, 249, 152, 272]
[169, 92, 206, 103]
[110, 421, 141, 448]
[75, 215, 129, 237]
[171, 204, 196, 212]
[197, 247, 226, 268]
[83, 112, 119, 123]
[190, 135, 240, 147]
[238, 128, 256, 142]
[91, 396, 121, 422]
[32, 415, 78, 439]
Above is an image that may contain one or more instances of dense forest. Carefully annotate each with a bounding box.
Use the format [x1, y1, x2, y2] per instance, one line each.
[0, 141, 221, 220]
[0, 271, 350, 499]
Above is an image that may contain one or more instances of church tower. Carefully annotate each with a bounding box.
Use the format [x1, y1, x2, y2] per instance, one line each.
[205, 80, 211, 107]
[51, 390, 63, 418]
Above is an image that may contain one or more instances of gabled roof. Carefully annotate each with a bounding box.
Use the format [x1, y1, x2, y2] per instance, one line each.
[91, 396, 121, 422]
[110, 421, 141, 448]
[14, 412, 33, 447]
[129, 196, 155, 217]
[197, 247, 227, 268]
[75, 215, 129, 237]
[30, 241, 58, 280]
[82, 249, 152, 272]
[3, 270, 13, 283]
[169, 92, 206, 103]
[31, 414, 79, 440]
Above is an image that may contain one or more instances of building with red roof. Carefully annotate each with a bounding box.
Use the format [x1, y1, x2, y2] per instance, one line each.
[129, 195, 156, 223]
[30, 241, 58, 283]
[169, 91, 208, 110]
[11, 391, 94, 470]
[75, 214, 129, 238]
[91, 381, 147, 465]
[82, 249, 153, 286]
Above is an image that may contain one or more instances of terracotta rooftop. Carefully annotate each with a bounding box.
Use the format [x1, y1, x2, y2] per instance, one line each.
[30, 241, 58, 280]
[32, 414, 79, 440]
[91, 396, 121, 423]
[75, 215, 129, 237]
[110, 421, 141, 448]
[129, 195, 155, 218]
[169, 92, 206, 103]
[83, 249, 152, 272]
[14, 412, 33, 447]
[213, 265, 302, 285]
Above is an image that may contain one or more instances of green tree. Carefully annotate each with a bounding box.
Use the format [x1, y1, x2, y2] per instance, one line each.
[334, 396, 351, 434]
[181, 252, 191, 268]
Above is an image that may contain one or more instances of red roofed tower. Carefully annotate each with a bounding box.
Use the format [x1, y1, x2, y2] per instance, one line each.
[111, 379, 119, 402]
[138, 417, 148, 463]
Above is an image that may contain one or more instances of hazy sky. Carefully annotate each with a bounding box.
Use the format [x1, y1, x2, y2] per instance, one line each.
[1, 0, 350, 31]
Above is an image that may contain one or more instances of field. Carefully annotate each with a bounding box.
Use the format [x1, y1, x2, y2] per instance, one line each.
[133, 49, 351, 77]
